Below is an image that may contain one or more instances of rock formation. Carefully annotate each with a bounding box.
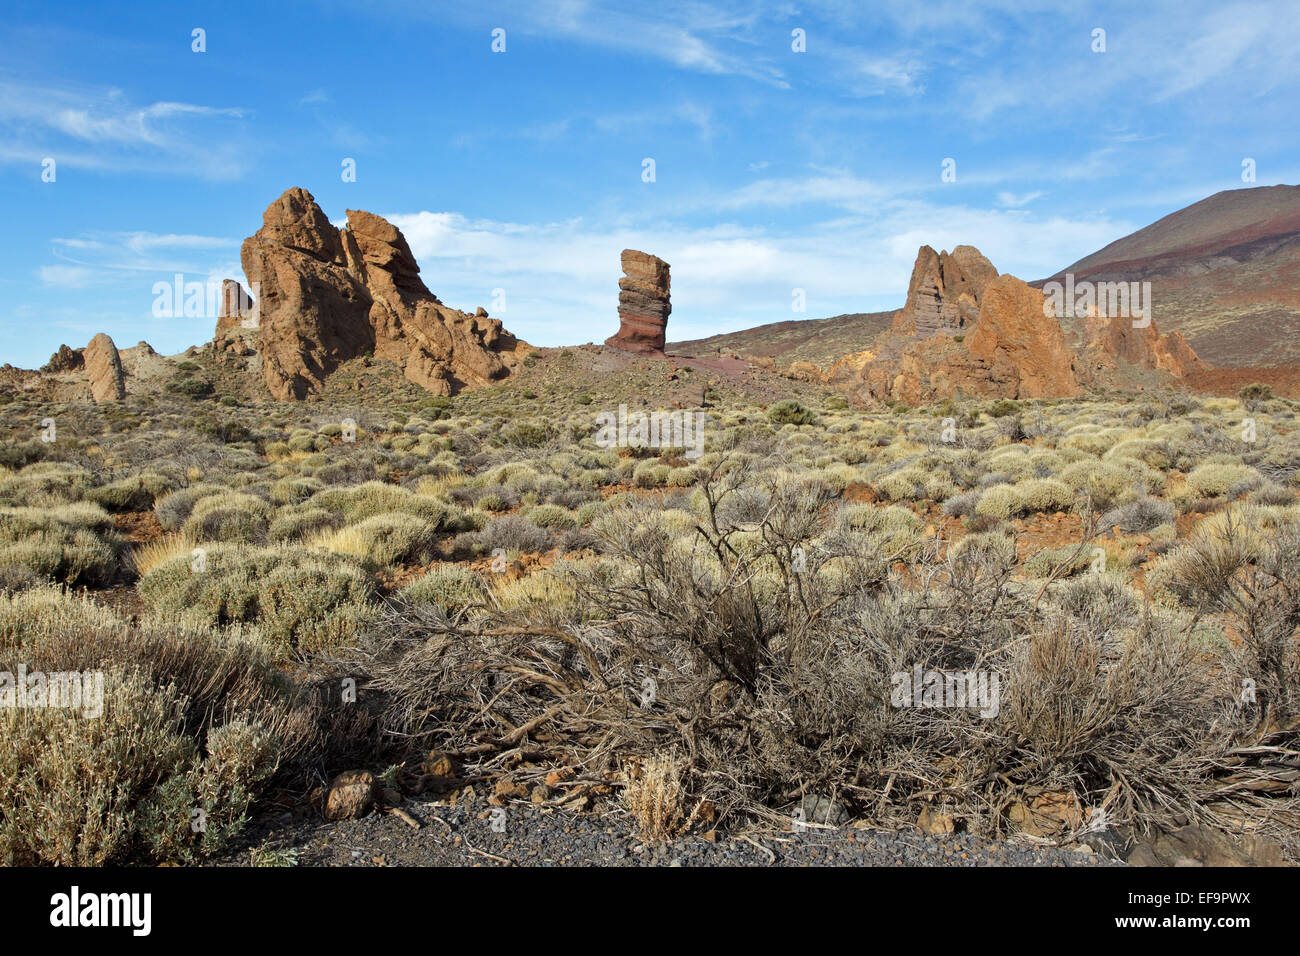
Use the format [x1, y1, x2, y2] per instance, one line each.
[214, 280, 259, 357]
[215, 280, 257, 335]
[234, 187, 523, 400]
[1079, 310, 1207, 383]
[605, 249, 670, 354]
[892, 244, 997, 338]
[828, 242, 1212, 405]
[84, 333, 126, 403]
[1152, 329, 1205, 378]
[42, 344, 84, 373]
[966, 275, 1081, 398]
[831, 246, 1091, 403]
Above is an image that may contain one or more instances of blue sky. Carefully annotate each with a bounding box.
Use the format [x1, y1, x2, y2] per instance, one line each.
[2, 0, 1297, 367]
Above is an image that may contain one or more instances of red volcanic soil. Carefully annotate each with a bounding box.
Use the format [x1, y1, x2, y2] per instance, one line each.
[600, 343, 751, 377]
[663, 351, 750, 375]
[1185, 363, 1300, 399]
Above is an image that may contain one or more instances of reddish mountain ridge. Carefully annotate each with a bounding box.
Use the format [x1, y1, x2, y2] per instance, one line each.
[1040, 184, 1300, 369]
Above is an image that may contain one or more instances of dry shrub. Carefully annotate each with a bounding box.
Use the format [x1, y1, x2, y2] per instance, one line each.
[623, 753, 706, 841]
[1155, 507, 1300, 724]
[0, 588, 377, 865]
[326, 461, 1298, 858]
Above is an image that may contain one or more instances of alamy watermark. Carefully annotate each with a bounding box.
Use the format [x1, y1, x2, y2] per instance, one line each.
[891, 665, 1000, 718]
[594, 404, 706, 460]
[1042, 274, 1151, 328]
[153, 274, 260, 325]
[0, 666, 105, 719]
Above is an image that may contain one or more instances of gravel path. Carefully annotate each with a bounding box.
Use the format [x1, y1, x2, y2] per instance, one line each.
[217, 794, 1121, 867]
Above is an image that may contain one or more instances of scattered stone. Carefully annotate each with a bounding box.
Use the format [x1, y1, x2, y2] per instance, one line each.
[1127, 824, 1288, 867]
[918, 807, 956, 835]
[42, 344, 83, 373]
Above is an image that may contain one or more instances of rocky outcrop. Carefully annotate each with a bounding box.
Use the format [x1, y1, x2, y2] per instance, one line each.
[1079, 310, 1208, 383]
[1153, 329, 1205, 378]
[42, 344, 83, 373]
[215, 280, 257, 337]
[967, 275, 1081, 398]
[343, 208, 519, 395]
[237, 187, 522, 400]
[835, 247, 1083, 404]
[84, 333, 126, 403]
[892, 244, 997, 338]
[831, 242, 1223, 404]
[605, 250, 670, 354]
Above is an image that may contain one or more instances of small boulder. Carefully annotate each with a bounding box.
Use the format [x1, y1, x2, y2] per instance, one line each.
[324, 770, 377, 820]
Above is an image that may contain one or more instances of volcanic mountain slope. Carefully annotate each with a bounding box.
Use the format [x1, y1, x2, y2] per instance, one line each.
[1041, 184, 1300, 367]
[668, 311, 894, 373]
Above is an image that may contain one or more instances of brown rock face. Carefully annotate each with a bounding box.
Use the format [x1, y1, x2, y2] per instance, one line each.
[42, 344, 84, 373]
[1153, 329, 1205, 378]
[605, 249, 670, 354]
[838, 247, 1083, 404]
[238, 187, 521, 400]
[1083, 310, 1159, 368]
[1080, 310, 1207, 382]
[344, 208, 518, 395]
[967, 275, 1081, 398]
[215, 279, 258, 337]
[892, 244, 998, 338]
[84, 333, 126, 403]
[323, 770, 376, 821]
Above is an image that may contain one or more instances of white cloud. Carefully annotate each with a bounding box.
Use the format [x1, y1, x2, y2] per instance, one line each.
[37, 265, 95, 287]
[0, 81, 251, 178]
[386, 198, 1132, 345]
[997, 190, 1044, 208]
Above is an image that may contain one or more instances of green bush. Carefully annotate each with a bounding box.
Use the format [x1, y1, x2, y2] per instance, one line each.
[322, 512, 440, 568]
[0, 463, 93, 506]
[526, 504, 578, 530]
[138, 545, 375, 648]
[1013, 477, 1074, 514]
[974, 484, 1020, 520]
[400, 563, 487, 614]
[0, 504, 122, 587]
[310, 481, 462, 528]
[767, 400, 816, 426]
[268, 506, 340, 543]
[0, 587, 358, 864]
[167, 377, 214, 399]
[88, 473, 176, 511]
[155, 483, 227, 530]
[1186, 462, 1260, 498]
[180, 491, 273, 544]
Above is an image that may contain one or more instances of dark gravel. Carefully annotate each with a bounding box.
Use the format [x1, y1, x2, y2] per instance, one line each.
[215, 793, 1123, 867]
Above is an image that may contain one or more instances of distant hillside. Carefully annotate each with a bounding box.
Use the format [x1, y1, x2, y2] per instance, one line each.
[668, 311, 894, 371]
[1041, 184, 1300, 367]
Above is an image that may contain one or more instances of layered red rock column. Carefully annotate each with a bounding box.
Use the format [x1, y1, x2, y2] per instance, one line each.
[605, 249, 670, 354]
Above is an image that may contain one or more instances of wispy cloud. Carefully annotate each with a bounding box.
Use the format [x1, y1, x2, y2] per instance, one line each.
[0, 80, 251, 178]
[43, 231, 239, 286]
[997, 190, 1044, 208]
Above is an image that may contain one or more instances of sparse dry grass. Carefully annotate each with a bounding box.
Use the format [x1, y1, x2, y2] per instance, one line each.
[1, 383, 1297, 862]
